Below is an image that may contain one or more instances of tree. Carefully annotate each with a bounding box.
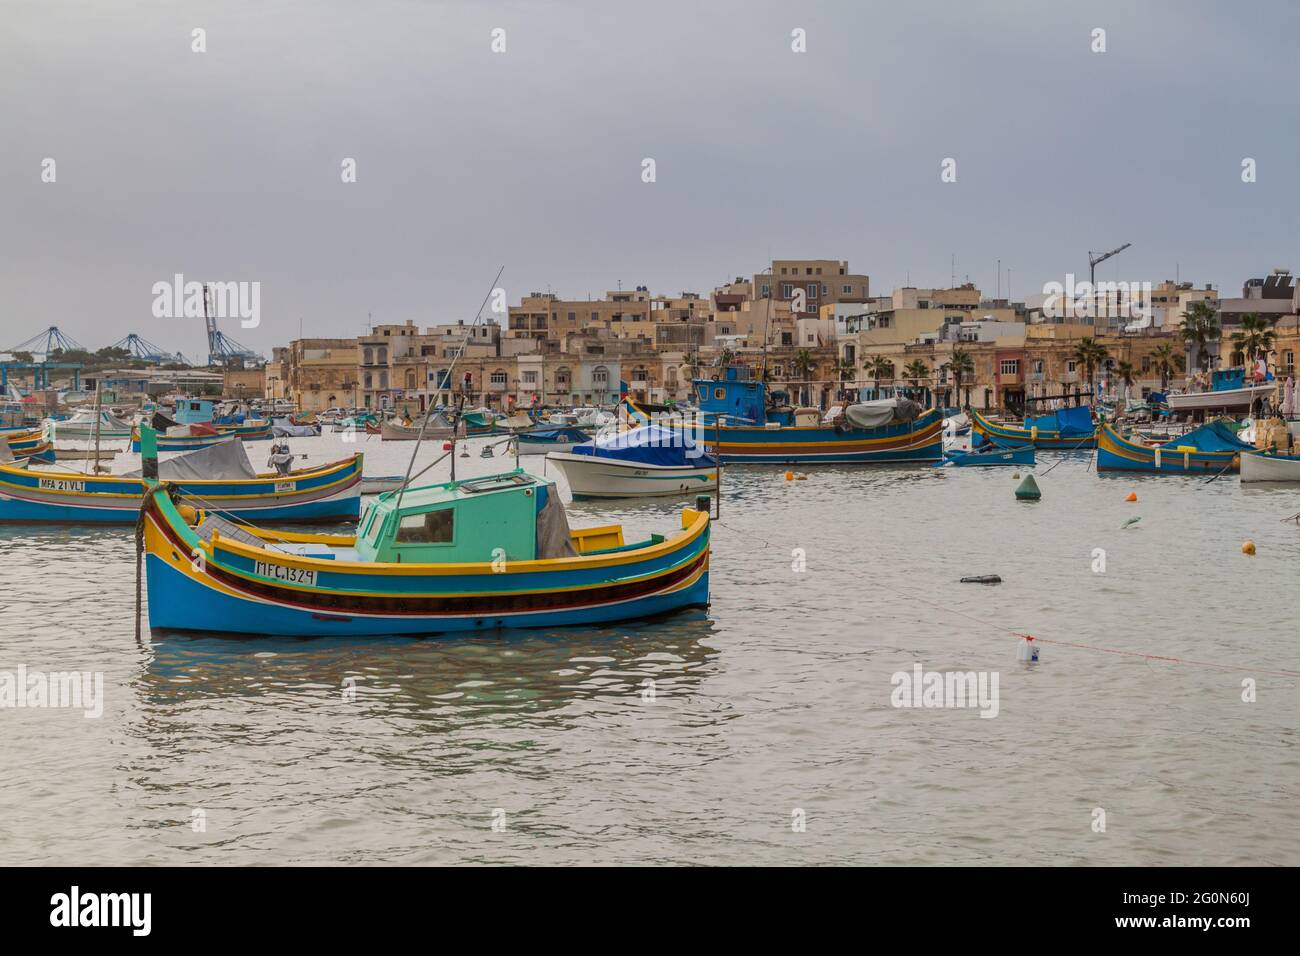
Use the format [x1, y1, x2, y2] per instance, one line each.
[1115, 361, 1135, 402]
[1179, 300, 1221, 372]
[949, 349, 975, 408]
[1230, 312, 1277, 373]
[904, 359, 929, 386]
[863, 355, 893, 398]
[1150, 343, 1184, 392]
[1071, 337, 1109, 400]
[792, 349, 816, 406]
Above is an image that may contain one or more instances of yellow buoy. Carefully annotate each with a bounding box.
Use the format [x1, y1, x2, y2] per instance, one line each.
[784, 471, 794, 481]
[1242, 540, 1256, 555]
[177, 504, 198, 524]
[1125, 492, 1137, 502]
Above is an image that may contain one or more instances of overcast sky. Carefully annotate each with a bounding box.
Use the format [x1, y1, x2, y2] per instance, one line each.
[3, 0, 1298, 360]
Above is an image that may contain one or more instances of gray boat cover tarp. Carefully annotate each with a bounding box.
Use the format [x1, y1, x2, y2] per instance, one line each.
[0, 440, 14, 463]
[535, 490, 578, 559]
[124, 439, 258, 480]
[272, 418, 317, 437]
[843, 398, 923, 429]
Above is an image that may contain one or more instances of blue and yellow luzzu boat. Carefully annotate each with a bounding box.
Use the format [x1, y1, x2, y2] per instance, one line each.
[970, 406, 1096, 450]
[141, 468, 711, 637]
[0, 452, 363, 523]
[131, 426, 234, 453]
[4, 428, 56, 463]
[217, 421, 273, 441]
[645, 367, 942, 464]
[1096, 421, 1252, 474]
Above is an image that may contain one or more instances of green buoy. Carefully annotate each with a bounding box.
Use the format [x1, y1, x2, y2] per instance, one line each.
[1015, 474, 1041, 501]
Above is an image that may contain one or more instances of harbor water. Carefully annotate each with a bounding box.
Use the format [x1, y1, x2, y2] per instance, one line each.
[1, 433, 1297, 865]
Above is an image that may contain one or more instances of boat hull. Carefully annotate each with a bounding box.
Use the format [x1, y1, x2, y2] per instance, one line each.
[944, 446, 1035, 467]
[1240, 451, 1300, 482]
[131, 433, 235, 453]
[970, 408, 1096, 449]
[1096, 424, 1242, 474]
[1166, 383, 1275, 412]
[692, 407, 944, 463]
[141, 489, 710, 636]
[0, 455, 364, 523]
[548, 453, 718, 499]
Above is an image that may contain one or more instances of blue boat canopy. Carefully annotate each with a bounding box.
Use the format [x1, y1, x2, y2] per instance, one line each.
[1025, 405, 1094, 436]
[571, 424, 716, 466]
[524, 426, 589, 442]
[1160, 421, 1254, 452]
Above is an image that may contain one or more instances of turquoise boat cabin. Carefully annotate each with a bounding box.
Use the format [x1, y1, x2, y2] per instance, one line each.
[354, 469, 620, 563]
[174, 399, 215, 424]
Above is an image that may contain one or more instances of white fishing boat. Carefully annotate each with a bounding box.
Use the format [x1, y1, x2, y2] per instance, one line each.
[547, 424, 719, 499]
[45, 408, 135, 441]
[1240, 450, 1300, 483]
[1166, 368, 1276, 413]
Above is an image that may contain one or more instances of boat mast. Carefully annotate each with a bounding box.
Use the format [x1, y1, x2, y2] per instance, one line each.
[395, 265, 504, 511]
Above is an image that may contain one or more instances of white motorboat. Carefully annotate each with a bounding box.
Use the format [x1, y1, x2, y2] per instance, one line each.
[1240, 450, 1300, 482]
[45, 408, 135, 441]
[547, 424, 718, 499]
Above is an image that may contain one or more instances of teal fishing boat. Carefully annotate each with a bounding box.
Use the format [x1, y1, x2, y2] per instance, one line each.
[141, 467, 711, 636]
[940, 445, 1035, 467]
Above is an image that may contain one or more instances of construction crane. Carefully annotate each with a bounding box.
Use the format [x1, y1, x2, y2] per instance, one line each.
[202, 284, 260, 367]
[1088, 243, 1132, 290]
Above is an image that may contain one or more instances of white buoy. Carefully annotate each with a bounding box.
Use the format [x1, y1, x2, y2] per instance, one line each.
[1016, 635, 1040, 663]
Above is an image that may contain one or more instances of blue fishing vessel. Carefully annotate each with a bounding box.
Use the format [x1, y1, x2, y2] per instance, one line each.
[971, 406, 1096, 449]
[638, 367, 943, 464]
[941, 445, 1035, 467]
[141, 467, 710, 636]
[1097, 420, 1253, 474]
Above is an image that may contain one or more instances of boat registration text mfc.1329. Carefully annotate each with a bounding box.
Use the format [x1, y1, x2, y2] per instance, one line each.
[254, 561, 317, 586]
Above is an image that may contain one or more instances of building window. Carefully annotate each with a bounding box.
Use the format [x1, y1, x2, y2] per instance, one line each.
[522, 371, 538, 384]
[592, 366, 609, 385]
[363, 347, 373, 365]
[1286, 351, 1295, 372]
[760, 284, 770, 298]
[1033, 359, 1044, 373]
[364, 372, 372, 389]
[807, 284, 819, 298]
[842, 285, 853, 295]
[490, 370, 507, 386]
[632, 367, 648, 382]
[1000, 359, 1019, 376]
[782, 283, 794, 297]
[556, 368, 571, 388]
[1067, 360, 1077, 373]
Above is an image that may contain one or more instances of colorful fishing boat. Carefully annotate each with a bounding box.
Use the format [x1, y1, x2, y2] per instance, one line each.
[5, 429, 56, 463]
[1096, 420, 1252, 474]
[216, 421, 273, 441]
[131, 426, 233, 453]
[649, 367, 942, 464]
[970, 406, 1097, 449]
[548, 424, 719, 499]
[0, 442, 363, 523]
[140, 467, 711, 636]
[940, 445, 1035, 467]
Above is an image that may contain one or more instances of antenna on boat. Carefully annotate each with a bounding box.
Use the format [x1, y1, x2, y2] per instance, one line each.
[394, 265, 504, 511]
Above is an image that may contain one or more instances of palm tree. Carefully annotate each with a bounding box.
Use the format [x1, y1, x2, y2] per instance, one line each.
[948, 349, 975, 408]
[1114, 360, 1135, 402]
[1150, 343, 1184, 392]
[836, 357, 857, 382]
[1230, 312, 1277, 374]
[1071, 337, 1109, 400]
[1179, 300, 1220, 372]
[792, 349, 815, 406]
[903, 359, 929, 404]
[863, 355, 893, 399]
